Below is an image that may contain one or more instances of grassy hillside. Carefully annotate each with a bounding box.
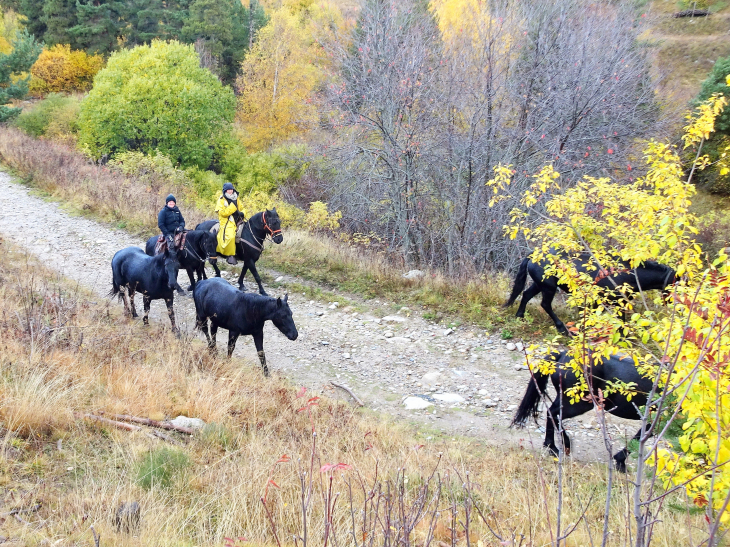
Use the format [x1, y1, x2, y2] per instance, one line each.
[647, 0, 730, 105]
[0, 238, 702, 546]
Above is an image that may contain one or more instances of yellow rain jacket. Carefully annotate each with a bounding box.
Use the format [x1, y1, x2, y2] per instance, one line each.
[215, 195, 246, 256]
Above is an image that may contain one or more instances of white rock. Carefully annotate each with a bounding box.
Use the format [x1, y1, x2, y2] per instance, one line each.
[275, 276, 284, 282]
[384, 331, 394, 338]
[443, 328, 453, 336]
[484, 399, 497, 407]
[514, 364, 524, 371]
[507, 404, 518, 411]
[421, 372, 442, 385]
[329, 302, 339, 309]
[343, 353, 351, 359]
[402, 270, 424, 279]
[506, 342, 517, 351]
[403, 397, 433, 410]
[316, 311, 325, 317]
[515, 342, 524, 352]
[387, 336, 411, 344]
[170, 416, 206, 430]
[478, 389, 488, 396]
[433, 393, 465, 403]
[382, 315, 406, 323]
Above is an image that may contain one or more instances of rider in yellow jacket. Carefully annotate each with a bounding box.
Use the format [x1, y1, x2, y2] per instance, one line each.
[216, 182, 246, 265]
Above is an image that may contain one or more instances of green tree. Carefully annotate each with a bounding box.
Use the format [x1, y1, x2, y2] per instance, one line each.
[42, 0, 79, 48]
[696, 56, 730, 135]
[180, 0, 248, 83]
[77, 40, 235, 169]
[69, 0, 128, 54]
[0, 29, 42, 122]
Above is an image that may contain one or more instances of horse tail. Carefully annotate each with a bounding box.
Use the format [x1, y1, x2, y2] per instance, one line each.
[511, 368, 550, 428]
[109, 278, 122, 300]
[504, 258, 529, 308]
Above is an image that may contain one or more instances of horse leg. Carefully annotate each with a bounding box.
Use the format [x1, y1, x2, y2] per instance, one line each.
[613, 428, 642, 473]
[120, 286, 132, 317]
[209, 258, 221, 278]
[516, 283, 541, 319]
[540, 288, 569, 335]
[196, 314, 211, 344]
[128, 288, 138, 318]
[186, 267, 196, 292]
[252, 330, 268, 376]
[247, 259, 268, 296]
[227, 331, 239, 358]
[545, 396, 592, 457]
[142, 296, 151, 326]
[209, 322, 218, 352]
[237, 264, 249, 291]
[165, 297, 178, 335]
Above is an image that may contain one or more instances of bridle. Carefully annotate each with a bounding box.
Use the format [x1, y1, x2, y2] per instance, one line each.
[262, 210, 282, 238]
[242, 212, 281, 252]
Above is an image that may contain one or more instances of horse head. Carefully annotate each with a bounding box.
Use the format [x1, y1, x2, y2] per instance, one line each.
[164, 249, 181, 291]
[202, 231, 218, 259]
[271, 293, 297, 340]
[265, 208, 283, 244]
[661, 266, 678, 304]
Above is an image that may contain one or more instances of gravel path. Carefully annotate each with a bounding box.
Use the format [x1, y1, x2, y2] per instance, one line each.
[0, 171, 636, 462]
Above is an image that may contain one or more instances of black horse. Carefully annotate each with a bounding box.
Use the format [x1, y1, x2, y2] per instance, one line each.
[144, 230, 218, 292]
[195, 208, 284, 295]
[512, 350, 652, 472]
[193, 277, 298, 376]
[111, 247, 181, 333]
[505, 255, 676, 335]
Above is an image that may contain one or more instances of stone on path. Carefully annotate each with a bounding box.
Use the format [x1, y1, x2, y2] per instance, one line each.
[382, 315, 407, 323]
[403, 396, 433, 410]
[387, 336, 411, 344]
[421, 371, 442, 385]
[433, 393, 465, 403]
[402, 270, 424, 279]
[506, 342, 517, 351]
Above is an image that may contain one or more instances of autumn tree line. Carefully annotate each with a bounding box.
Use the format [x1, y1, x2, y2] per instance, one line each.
[2, 0, 729, 273]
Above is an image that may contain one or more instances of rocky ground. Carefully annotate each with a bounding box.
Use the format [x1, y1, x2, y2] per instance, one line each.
[0, 171, 639, 463]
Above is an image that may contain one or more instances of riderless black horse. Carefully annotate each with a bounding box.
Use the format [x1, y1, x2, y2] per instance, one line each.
[505, 254, 676, 335]
[110, 246, 182, 333]
[193, 277, 298, 376]
[195, 208, 283, 295]
[512, 350, 653, 472]
[144, 230, 218, 292]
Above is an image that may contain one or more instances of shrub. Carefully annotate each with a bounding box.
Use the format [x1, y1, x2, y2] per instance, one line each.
[238, 189, 305, 227]
[15, 93, 81, 139]
[696, 55, 730, 135]
[137, 447, 190, 489]
[305, 201, 342, 232]
[78, 40, 236, 169]
[29, 44, 104, 95]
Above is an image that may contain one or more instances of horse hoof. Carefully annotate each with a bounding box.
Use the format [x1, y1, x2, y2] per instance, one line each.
[187, 285, 194, 292]
[260, 291, 269, 297]
[238, 286, 247, 292]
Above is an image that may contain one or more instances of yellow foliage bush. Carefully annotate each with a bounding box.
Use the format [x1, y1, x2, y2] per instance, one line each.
[29, 45, 104, 95]
[305, 200, 342, 232]
[238, 189, 305, 227]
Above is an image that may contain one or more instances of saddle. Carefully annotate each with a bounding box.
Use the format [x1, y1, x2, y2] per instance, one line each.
[154, 231, 187, 256]
[208, 218, 245, 243]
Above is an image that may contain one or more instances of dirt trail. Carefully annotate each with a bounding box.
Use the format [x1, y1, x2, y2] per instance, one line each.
[0, 171, 636, 463]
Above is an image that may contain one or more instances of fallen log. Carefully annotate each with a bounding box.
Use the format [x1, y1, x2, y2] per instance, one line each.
[330, 381, 365, 407]
[107, 413, 194, 435]
[673, 9, 710, 17]
[76, 413, 179, 444]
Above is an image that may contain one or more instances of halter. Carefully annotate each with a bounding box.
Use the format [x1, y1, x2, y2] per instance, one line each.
[262, 210, 282, 238]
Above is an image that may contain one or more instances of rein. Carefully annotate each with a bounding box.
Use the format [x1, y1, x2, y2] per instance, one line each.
[242, 212, 280, 253]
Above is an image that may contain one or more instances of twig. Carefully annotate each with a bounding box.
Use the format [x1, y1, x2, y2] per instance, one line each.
[330, 382, 365, 407]
[90, 525, 100, 547]
[1, 504, 41, 518]
[106, 413, 194, 435]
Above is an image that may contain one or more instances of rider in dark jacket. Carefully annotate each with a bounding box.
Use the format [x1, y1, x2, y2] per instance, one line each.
[158, 194, 185, 251]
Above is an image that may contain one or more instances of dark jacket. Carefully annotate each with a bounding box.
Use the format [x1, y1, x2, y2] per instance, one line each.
[158, 205, 185, 237]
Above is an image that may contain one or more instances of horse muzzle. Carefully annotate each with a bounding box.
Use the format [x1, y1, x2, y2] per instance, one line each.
[273, 234, 284, 244]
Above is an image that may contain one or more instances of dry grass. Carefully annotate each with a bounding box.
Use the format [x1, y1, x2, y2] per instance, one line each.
[0, 127, 207, 237]
[0, 240, 703, 546]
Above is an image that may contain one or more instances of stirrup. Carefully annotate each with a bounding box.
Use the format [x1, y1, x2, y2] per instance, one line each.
[226, 256, 238, 265]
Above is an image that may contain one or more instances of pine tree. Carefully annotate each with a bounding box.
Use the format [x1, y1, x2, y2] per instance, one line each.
[70, 0, 128, 54]
[42, 0, 79, 48]
[0, 29, 42, 122]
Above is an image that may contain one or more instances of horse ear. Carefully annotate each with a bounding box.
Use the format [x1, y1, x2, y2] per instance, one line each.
[272, 207, 277, 213]
[277, 296, 282, 308]
[284, 293, 288, 303]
